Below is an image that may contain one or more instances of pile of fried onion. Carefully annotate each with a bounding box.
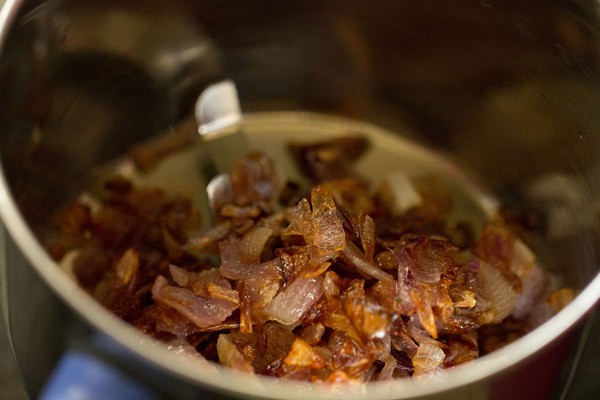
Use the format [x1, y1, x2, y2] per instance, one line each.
[50, 136, 573, 383]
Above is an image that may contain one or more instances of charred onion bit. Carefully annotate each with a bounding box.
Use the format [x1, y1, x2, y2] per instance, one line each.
[230, 150, 285, 208]
[288, 135, 369, 183]
[51, 136, 574, 383]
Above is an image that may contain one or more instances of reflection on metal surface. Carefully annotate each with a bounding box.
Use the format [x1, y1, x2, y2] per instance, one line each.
[0, 224, 31, 400]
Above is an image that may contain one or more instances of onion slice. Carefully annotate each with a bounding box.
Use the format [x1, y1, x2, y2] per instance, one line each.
[151, 276, 238, 329]
[265, 276, 324, 325]
[479, 262, 518, 323]
[217, 334, 255, 373]
[342, 241, 394, 281]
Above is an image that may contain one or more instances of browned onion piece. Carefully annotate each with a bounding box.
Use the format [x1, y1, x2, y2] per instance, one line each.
[265, 276, 324, 325]
[242, 260, 281, 311]
[185, 222, 232, 251]
[404, 236, 452, 284]
[511, 263, 547, 320]
[240, 226, 273, 263]
[114, 248, 139, 285]
[218, 238, 254, 280]
[443, 332, 478, 368]
[152, 276, 238, 329]
[169, 264, 189, 287]
[376, 355, 398, 381]
[341, 279, 393, 341]
[288, 135, 369, 183]
[140, 304, 195, 338]
[510, 239, 536, 279]
[206, 282, 240, 305]
[412, 343, 445, 376]
[284, 186, 345, 259]
[394, 249, 417, 314]
[230, 151, 285, 206]
[169, 265, 233, 298]
[393, 237, 468, 338]
[359, 214, 376, 261]
[283, 337, 325, 369]
[479, 262, 518, 323]
[299, 323, 326, 345]
[322, 179, 376, 215]
[310, 186, 346, 254]
[474, 224, 521, 291]
[342, 241, 394, 281]
[217, 334, 255, 373]
[284, 198, 312, 238]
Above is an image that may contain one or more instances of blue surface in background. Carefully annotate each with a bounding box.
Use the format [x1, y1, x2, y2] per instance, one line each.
[38, 351, 159, 400]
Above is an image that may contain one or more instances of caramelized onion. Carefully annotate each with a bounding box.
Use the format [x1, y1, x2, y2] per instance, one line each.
[479, 262, 518, 323]
[265, 276, 324, 325]
[184, 222, 231, 251]
[412, 343, 445, 376]
[376, 355, 398, 381]
[284, 338, 325, 369]
[240, 227, 273, 263]
[510, 239, 536, 279]
[152, 276, 238, 329]
[230, 151, 285, 206]
[114, 248, 139, 285]
[342, 241, 394, 281]
[511, 263, 546, 320]
[51, 136, 574, 384]
[285, 186, 346, 256]
[217, 334, 255, 373]
[218, 238, 254, 280]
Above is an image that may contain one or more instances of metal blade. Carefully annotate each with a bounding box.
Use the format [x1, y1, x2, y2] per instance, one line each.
[195, 79, 249, 175]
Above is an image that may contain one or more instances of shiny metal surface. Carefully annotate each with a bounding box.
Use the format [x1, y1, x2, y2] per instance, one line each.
[1, 0, 600, 399]
[0, 224, 28, 400]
